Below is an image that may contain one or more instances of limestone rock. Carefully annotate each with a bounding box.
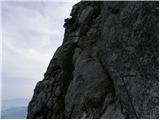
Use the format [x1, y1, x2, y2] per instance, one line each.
[27, 1, 159, 119]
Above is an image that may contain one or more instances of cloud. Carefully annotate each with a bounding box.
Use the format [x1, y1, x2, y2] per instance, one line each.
[2, 1, 79, 99]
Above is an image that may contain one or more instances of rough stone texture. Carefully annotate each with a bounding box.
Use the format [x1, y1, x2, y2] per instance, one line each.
[27, 1, 159, 119]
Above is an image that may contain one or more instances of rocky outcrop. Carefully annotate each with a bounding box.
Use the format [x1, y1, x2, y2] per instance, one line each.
[27, 1, 159, 119]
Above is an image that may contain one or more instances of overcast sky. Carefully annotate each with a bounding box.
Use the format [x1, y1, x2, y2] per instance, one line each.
[1, 0, 79, 100]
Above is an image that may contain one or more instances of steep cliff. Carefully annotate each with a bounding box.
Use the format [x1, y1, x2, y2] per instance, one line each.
[27, 1, 159, 119]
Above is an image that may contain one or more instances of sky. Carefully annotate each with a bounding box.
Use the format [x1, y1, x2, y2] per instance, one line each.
[1, 0, 79, 100]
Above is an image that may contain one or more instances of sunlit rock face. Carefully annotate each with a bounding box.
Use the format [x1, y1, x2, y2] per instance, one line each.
[27, 1, 159, 119]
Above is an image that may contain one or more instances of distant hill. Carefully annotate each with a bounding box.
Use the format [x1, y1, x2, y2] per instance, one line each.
[1, 106, 27, 119]
[1, 98, 30, 119]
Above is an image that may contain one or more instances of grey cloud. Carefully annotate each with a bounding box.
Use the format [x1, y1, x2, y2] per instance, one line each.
[2, 1, 78, 99]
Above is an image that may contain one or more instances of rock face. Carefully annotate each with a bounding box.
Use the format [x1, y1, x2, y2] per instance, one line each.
[27, 1, 159, 119]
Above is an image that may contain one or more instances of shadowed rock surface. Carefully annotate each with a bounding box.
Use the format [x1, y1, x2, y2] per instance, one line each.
[27, 1, 159, 119]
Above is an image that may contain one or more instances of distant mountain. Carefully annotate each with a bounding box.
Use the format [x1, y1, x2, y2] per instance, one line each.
[1, 98, 30, 119]
[1, 106, 27, 119]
